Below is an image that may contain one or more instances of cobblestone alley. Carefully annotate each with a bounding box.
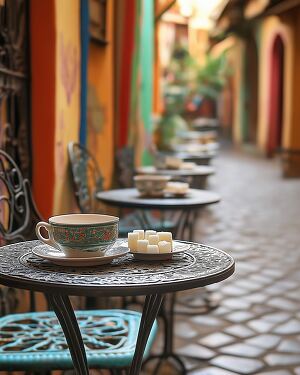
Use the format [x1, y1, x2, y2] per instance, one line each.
[154, 147, 300, 375]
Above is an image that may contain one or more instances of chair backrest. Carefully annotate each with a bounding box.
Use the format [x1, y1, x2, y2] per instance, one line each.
[115, 146, 135, 188]
[68, 142, 104, 213]
[0, 149, 42, 243]
[0, 149, 42, 314]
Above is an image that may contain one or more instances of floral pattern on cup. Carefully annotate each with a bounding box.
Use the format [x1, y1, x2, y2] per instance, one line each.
[53, 224, 118, 246]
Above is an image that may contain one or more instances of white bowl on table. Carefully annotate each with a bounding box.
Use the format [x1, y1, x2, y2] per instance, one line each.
[134, 175, 171, 197]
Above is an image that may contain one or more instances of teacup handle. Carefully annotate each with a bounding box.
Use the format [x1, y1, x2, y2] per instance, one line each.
[36, 222, 59, 249]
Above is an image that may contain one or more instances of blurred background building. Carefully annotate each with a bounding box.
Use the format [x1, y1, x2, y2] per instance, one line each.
[1, 0, 300, 217]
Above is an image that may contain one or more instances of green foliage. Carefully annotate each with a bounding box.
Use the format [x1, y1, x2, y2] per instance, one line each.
[164, 46, 231, 105]
[167, 45, 199, 87]
[197, 52, 231, 100]
[155, 46, 231, 150]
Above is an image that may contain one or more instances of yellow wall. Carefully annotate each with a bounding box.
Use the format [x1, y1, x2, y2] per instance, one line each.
[230, 39, 245, 144]
[213, 16, 294, 152]
[87, 0, 114, 189]
[212, 37, 245, 144]
[188, 27, 209, 66]
[53, 0, 81, 214]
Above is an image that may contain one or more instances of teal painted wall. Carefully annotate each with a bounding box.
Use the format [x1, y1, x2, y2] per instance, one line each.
[140, 0, 154, 165]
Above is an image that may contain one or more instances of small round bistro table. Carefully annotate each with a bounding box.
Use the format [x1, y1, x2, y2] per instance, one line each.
[171, 142, 219, 155]
[96, 188, 220, 241]
[0, 240, 234, 375]
[191, 117, 219, 131]
[136, 165, 214, 177]
[170, 151, 216, 166]
[136, 165, 214, 189]
[177, 130, 218, 142]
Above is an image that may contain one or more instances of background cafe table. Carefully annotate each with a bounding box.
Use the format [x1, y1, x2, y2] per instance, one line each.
[165, 151, 217, 166]
[0, 240, 235, 375]
[96, 188, 220, 241]
[136, 165, 215, 189]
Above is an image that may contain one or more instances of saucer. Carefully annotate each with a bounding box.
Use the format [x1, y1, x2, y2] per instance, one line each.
[32, 244, 129, 267]
[125, 241, 191, 261]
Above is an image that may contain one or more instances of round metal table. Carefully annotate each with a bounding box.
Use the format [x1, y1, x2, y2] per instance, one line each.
[96, 188, 220, 241]
[136, 165, 214, 177]
[191, 117, 219, 131]
[163, 151, 216, 166]
[136, 166, 214, 189]
[177, 130, 218, 141]
[0, 240, 234, 375]
[171, 142, 219, 155]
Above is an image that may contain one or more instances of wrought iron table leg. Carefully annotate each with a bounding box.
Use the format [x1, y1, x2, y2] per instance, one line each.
[129, 294, 164, 375]
[174, 210, 190, 240]
[46, 293, 89, 375]
[188, 210, 196, 241]
[143, 293, 187, 375]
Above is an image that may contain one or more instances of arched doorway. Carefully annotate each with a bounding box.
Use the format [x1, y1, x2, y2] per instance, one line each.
[267, 35, 284, 156]
[245, 35, 258, 143]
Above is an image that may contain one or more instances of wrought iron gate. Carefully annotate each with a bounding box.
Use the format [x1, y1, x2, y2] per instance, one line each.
[0, 0, 31, 315]
[0, 0, 31, 179]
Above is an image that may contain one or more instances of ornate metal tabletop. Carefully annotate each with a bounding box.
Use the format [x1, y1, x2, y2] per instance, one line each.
[96, 188, 220, 210]
[136, 165, 215, 177]
[0, 240, 234, 297]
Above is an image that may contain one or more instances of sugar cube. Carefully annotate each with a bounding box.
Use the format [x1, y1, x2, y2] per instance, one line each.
[128, 232, 139, 252]
[137, 239, 149, 253]
[157, 232, 172, 243]
[145, 230, 157, 240]
[148, 234, 159, 245]
[147, 244, 159, 254]
[133, 230, 144, 240]
[158, 241, 172, 253]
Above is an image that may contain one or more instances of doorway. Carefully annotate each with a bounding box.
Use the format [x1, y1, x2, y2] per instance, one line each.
[267, 35, 284, 156]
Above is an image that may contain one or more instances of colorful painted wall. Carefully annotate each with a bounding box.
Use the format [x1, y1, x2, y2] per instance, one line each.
[31, 0, 156, 218]
[31, 0, 81, 217]
[213, 13, 295, 158]
[31, 0, 56, 219]
[87, 0, 114, 189]
[54, 0, 81, 214]
[140, 0, 154, 165]
[115, 0, 155, 166]
[211, 36, 245, 144]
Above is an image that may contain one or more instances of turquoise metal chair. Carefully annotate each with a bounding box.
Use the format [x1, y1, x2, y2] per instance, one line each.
[0, 309, 157, 371]
[0, 149, 158, 373]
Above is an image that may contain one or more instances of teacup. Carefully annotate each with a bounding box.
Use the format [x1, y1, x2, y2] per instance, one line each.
[35, 214, 119, 257]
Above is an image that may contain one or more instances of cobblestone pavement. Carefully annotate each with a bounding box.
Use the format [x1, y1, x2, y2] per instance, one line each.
[147, 148, 300, 375]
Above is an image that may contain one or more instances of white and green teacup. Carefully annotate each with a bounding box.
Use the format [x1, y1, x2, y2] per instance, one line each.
[36, 214, 119, 257]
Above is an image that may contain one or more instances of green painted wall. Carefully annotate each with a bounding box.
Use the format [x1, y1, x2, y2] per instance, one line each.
[140, 0, 154, 165]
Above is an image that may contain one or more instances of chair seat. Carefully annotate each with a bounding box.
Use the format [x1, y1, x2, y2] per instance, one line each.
[119, 212, 175, 236]
[0, 309, 157, 371]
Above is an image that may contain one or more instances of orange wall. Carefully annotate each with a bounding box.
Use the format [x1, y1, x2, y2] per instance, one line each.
[31, 0, 81, 217]
[87, 0, 114, 189]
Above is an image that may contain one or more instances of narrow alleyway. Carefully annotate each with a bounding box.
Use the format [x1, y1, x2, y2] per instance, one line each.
[154, 147, 300, 375]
